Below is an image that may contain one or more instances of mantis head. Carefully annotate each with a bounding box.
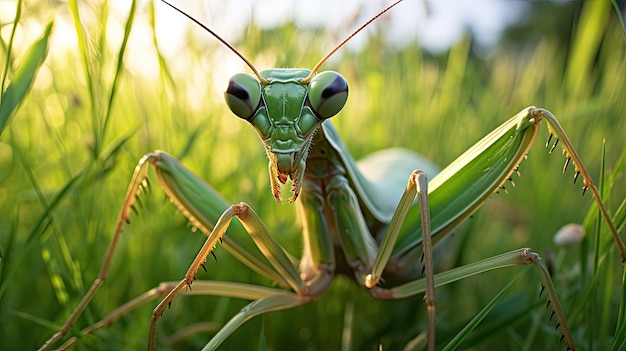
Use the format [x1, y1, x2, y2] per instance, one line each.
[225, 69, 348, 203]
[161, 0, 403, 203]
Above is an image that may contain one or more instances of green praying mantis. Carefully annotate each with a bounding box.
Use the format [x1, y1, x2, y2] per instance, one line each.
[38, 0, 626, 350]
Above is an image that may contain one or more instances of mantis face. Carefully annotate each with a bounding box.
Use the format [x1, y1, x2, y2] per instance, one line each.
[225, 68, 348, 203]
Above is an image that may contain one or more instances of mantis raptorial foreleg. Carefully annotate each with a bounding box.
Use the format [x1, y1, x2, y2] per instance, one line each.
[42, 151, 318, 351]
[149, 152, 338, 350]
[540, 110, 625, 258]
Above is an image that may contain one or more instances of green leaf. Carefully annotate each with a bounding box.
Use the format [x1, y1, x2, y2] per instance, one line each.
[0, 21, 54, 136]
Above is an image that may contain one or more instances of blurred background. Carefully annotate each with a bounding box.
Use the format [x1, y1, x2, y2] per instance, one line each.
[1, 0, 625, 350]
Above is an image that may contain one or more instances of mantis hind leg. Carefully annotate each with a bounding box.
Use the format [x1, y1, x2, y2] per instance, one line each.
[370, 248, 576, 350]
[51, 281, 304, 350]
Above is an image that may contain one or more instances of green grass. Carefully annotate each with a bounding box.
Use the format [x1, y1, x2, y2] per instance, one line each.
[1, 1, 625, 350]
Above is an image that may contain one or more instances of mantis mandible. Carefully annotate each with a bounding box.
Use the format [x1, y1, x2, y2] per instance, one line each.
[39, 1, 626, 350]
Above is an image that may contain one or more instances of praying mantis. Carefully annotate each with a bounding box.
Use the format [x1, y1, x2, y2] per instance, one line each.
[37, 0, 626, 350]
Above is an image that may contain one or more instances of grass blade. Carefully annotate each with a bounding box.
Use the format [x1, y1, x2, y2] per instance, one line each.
[0, 0, 21, 94]
[0, 21, 53, 136]
[99, 0, 137, 156]
[441, 268, 526, 351]
[610, 263, 626, 350]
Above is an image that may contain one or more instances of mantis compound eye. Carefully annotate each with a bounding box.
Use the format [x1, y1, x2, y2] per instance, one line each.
[225, 73, 262, 120]
[308, 71, 348, 119]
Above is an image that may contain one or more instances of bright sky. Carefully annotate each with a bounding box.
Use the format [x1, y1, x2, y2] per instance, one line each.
[0, 0, 529, 97]
[148, 0, 528, 53]
[1, 0, 530, 56]
[138, 0, 528, 89]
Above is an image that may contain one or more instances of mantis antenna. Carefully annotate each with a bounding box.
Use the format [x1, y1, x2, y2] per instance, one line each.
[302, 0, 405, 83]
[160, 0, 270, 84]
[161, 0, 405, 85]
